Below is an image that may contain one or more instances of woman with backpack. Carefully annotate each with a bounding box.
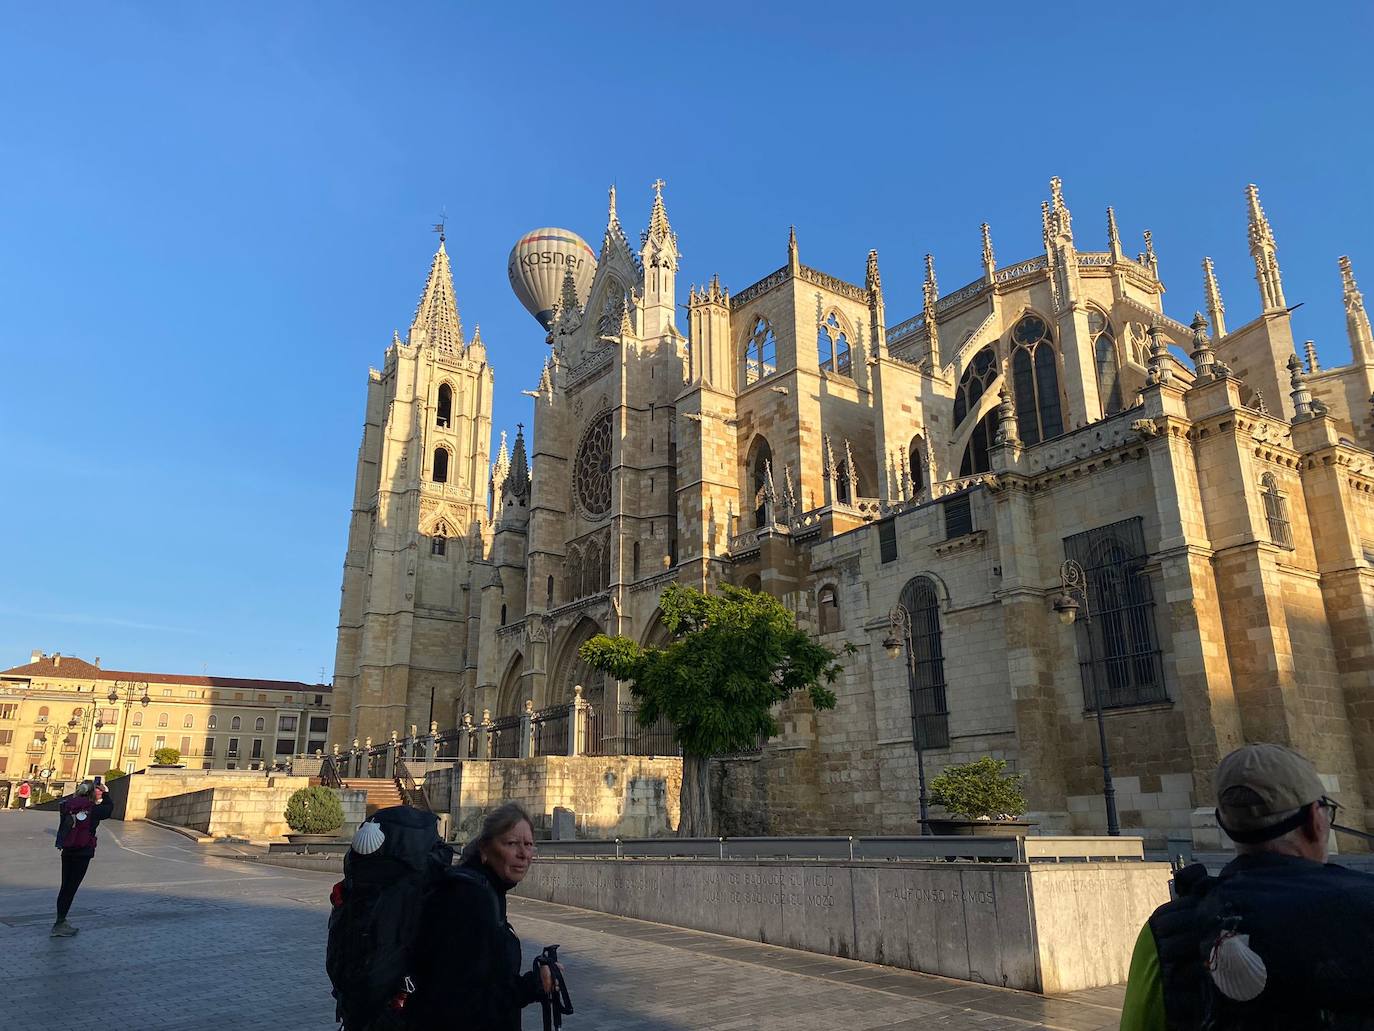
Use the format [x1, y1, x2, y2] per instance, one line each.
[52, 779, 113, 937]
[407, 802, 562, 1030]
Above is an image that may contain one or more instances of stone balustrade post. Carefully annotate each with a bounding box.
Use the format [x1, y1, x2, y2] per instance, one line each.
[385, 731, 399, 779]
[570, 685, 587, 756]
[520, 700, 534, 759]
[425, 721, 438, 772]
[477, 709, 492, 760]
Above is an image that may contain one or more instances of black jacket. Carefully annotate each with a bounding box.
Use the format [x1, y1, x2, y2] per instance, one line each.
[55, 797, 113, 859]
[407, 857, 543, 1030]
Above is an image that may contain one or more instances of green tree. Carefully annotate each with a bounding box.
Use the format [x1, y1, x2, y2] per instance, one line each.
[103, 768, 128, 782]
[579, 583, 851, 836]
[152, 747, 181, 766]
[284, 785, 345, 835]
[928, 757, 1027, 820]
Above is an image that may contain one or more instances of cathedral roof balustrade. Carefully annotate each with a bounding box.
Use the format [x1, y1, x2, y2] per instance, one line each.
[796, 265, 868, 304]
[628, 568, 680, 594]
[547, 592, 611, 620]
[565, 344, 617, 391]
[729, 264, 790, 309]
[495, 620, 526, 640]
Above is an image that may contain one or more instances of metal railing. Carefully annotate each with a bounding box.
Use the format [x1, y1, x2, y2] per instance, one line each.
[581, 705, 677, 757]
[531, 704, 571, 757]
[319, 755, 343, 789]
[535, 835, 1145, 863]
[489, 714, 521, 759]
[395, 757, 431, 812]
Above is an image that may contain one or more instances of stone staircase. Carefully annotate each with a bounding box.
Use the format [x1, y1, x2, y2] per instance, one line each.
[340, 778, 405, 817]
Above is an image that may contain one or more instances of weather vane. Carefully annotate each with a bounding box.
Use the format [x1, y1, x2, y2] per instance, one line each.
[432, 210, 447, 243]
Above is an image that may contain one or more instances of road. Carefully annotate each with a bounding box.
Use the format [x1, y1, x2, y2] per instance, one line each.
[0, 813, 1123, 1030]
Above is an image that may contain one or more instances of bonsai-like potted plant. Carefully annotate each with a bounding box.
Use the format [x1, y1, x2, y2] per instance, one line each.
[284, 784, 345, 846]
[926, 756, 1034, 837]
[151, 747, 183, 767]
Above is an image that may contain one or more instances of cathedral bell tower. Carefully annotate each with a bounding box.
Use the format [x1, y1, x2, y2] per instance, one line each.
[330, 232, 494, 749]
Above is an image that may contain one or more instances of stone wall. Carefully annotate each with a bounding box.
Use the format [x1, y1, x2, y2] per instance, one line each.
[108, 768, 313, 822]
[519, 856, 1171, 994]
[425, 755, 681, 840]
[146, 785, 366, 841]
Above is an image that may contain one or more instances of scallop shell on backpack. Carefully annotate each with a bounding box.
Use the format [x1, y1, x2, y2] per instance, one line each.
[351, 820, 385, 855]
[1207, 932, 1268, 1001]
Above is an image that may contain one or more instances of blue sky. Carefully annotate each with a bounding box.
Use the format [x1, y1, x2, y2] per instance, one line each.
[1, 2, 1370, 683]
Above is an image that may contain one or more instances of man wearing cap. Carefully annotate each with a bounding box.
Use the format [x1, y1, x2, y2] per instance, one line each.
[1120, 743, 1374, 1029]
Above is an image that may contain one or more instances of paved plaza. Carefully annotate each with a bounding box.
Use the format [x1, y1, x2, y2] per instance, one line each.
[0, 814, 1123, 1030]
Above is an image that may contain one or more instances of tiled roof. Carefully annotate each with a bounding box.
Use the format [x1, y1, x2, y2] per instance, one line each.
[0, 654, 330, 693]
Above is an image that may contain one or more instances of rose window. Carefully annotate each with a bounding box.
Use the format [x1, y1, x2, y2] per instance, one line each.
[574, 411, 613, 517]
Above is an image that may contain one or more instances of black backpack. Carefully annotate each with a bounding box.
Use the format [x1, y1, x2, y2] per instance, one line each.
[326, 806, 454, 1030]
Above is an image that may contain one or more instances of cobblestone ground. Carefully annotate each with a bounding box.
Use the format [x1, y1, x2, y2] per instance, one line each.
[0, 813, 1123, 1030]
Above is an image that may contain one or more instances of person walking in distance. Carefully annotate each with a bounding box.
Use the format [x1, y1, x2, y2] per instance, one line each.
[52, 779, 113, 937]
[1120, 743, 1374, 1029]
[16, 780, 31, 809]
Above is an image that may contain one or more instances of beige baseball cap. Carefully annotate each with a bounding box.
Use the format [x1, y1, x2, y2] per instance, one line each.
[1215, 743, 1326, 840]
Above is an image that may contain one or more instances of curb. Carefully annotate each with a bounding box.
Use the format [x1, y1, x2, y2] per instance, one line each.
[242, 851, 344, 873]
[142, 818, 214, 843]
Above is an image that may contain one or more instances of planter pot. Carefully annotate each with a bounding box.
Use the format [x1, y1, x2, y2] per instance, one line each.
[926, 818, 1037, 837]
[285, 832, 341, 846]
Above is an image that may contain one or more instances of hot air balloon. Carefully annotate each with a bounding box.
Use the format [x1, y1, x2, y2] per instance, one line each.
[507, 227, 598, 330]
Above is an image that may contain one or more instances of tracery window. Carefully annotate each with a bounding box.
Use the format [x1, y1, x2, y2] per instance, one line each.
[432, 447, 450, 484]
[743, 316, 777, 385]
[818, 312, 852, 376]
[436, 383, 453, 428]
[818, 585, 842, 634]
[909, 435, 926, 494]
[749, 437, 773, 528]
[431, 521, 448, 557]
[597, 278, 625, 336]
[898, 577, 950, 750]
[954, 347, 998, 427]
[564, 547, 582, 601]
[573, 412, 613, 517]
[1088, 309, 1124, 416]
[959, 411, 998, 476]
[1261, 474, 1294, 549]
[1010, 314, 1064, 446]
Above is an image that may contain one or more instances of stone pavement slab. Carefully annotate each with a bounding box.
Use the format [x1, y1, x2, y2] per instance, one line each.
[0, 812, 1123, 1030]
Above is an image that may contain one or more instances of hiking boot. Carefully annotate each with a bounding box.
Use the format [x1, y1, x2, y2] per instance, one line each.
[50, 919, 78, 937]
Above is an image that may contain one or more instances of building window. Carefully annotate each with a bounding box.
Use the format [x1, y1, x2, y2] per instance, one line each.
[943, 494, 973, 539]
[546, 575, 555, 607]
[309, 716, 329, 734]
[154, 736, 166, 750]
[257, 694, 266, 703]
[187, 689, 198, 699]
[1088, 309, 1124, 416]
[279, 716, 297, 733]
[255, 717, 265, 732]
[231, 716, 241, 731]
[183, 714, 194, 729]
[500, 604, 507, 627]
[749, 437, 773, 527]
[307, 739, 327, 755]
[100, 708, 117, 724]
[818, 585, 842, 634]
[227, 738, 239, 757]
[314, 695, 324, 706]
[955, 346, 1000, 475]
[898, 577, 950, 750]
[431, 521, 448, 556]
[632, 541, 640, 580]
[157, 713, 169, 728]
[834, 460, 855, 505]
[1010, 314, 1064, 446]
[1261, 473, 1294, 549]
[131, 710, 143, 727]
[251, 740, 263, 759]
[37, 706, 49, 723]
[126, 735, 140, 754]
[433, 447, 450, 484]
[573, 411, 614, 518]
[207, 715, 217, 730]
[908, 436, 926, 495]
[162, 688, 172, 696]
[818, 312, 852, 376]
[437, 383, 453, 428]
[1064, 517, 1167, 710]
[0, 730, 12, 746]
[743, 316, 777, 385]
[93, 733, 113, 750]
[204, 737, 215, 756]
[878, 518, 898, 563]
[275, 738, 294, 755]
[1, 703, 19, 720]
[180, 736, 191, 754]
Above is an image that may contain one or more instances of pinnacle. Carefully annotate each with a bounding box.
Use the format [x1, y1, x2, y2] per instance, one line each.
[410, 238, 463, 352]
[647, 178, 673, 241]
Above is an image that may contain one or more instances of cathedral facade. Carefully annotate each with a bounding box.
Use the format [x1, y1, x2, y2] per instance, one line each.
[331, 180, 1374, 846]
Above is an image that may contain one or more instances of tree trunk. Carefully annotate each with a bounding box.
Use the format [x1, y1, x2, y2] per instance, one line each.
[678, 753, 712, 837]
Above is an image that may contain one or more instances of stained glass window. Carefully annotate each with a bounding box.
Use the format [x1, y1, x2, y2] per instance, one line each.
[574, 412, 613, 517]
[1088, 309, 1124, 416]
[744, 317, 777, 385]
[818, 312, 852, 376]
[1010, 315, 1064, 445]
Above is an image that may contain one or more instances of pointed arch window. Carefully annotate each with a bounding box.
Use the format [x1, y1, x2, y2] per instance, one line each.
[432, 447, 450, 484]
[818, 312, 852, 376]
[431, 521, 448, 557]
[744, 316, 777, 385]
[909, 435, 926, 495]
[632, 541, 640, 580]
[546, 574, 555, 607]
[565, 547, 582, 601]
[436, 383, 453, 428]
[1010, 315, 1064, 445]
[959, 411, 998, 476]
[954, 347, 998, 427]
[1261, 473, 1294, 549]
[597, 278, 626, 337]
[898, 577, 950, 750]
[749, 437, 773, 528]
[818, 585, 842, 634]
[834, 460, 854, 505]
[1088, 310, 1124, 416]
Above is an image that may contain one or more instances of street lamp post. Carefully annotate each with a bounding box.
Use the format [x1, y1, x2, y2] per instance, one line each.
[883, 605, 930, 834]
[1052, 559, 1120, 836]
[108, 680, 150, 770]
[67, 704, 105, 783]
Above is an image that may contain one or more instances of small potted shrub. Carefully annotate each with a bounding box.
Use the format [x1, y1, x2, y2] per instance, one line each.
[927, 756, 1034, 836]
[151, 747, 183, 767]
[284, 785, 345, 846]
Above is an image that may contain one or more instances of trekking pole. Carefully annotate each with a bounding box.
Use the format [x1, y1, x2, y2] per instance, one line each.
[1333, 823, 1374, 844]
[533, 944, 573, 1031]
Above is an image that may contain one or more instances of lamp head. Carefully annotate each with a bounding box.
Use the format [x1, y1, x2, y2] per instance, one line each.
[1052, 591, 1079, 625]
[139, 693, 150, 707]
[882, 634, 902, 660]
[107, 687, 118, 704]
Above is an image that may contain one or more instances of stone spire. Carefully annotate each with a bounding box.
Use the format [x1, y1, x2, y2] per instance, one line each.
[600, 183, 634, 264]
[788, 225, 800, 275]
[1304, 340, 1320, 374]
[1340, 255, 1373, 363]
[1189, 312, 1216, 380]
[645, 177, 674, 244]
[489, 430, 510, 514]
[981, 223, 996, 280]
[1049, 176, 1073, 241]
[866, 249, 886, 347]
[923, 253, 941, 367]
[1247, 184, 1287, 312]
[552, 264, 582, 333]
[410, 239, 464, 352]
[1141, 230, 1159, 279]
[1106, 207, 1122, 262]
[1203, 258, 1227, 338]
[502, 423, 530, 507]
[1288, 353, 1313, 419]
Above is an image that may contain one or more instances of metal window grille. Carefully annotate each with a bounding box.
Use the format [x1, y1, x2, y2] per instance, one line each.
[1063, 517, 1168, 710]
[878, 518, 898, 563]
[899, 577, 950, 749]
[943, 495, 972, 539]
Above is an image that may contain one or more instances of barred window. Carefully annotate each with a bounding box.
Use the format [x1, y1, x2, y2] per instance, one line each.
[1261, 474, 1293, 549]
[878, 518, 898, 563]
[943, 494, 973, 539]
[898, 577, 950, 749]
[1064, 517, 1167, 710]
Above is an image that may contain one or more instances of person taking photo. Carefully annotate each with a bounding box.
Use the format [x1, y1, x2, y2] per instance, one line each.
[52, 779, 113, 937]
